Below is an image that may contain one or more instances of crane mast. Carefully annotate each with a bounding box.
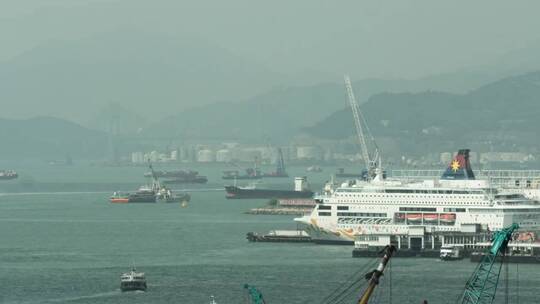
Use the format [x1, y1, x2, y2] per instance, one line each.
[244, 284, 266, 304]
[344, 75, 376, 178]
[459, 223, 519, 304]
[357, 245, 396, 304]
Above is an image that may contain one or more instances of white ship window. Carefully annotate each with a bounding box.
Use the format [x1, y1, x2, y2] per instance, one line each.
[318, 212, 331, 216]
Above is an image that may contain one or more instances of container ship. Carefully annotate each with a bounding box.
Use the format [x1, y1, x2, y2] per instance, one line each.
[0, 170, 18, 180]
[225, 177, 313, 199]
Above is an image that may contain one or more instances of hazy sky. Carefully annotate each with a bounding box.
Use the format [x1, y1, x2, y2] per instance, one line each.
[3, 0, 540, 77]
[1, 0, 540, 123]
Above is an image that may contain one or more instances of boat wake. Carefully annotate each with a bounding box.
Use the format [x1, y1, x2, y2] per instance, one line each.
[169, 188, 223, 192]
[8, 290, 123, 304]
[0, 191, 112, 197]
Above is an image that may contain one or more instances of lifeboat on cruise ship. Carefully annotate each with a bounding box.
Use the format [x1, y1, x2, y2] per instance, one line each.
[423, 213, 439, 222]
[406, 214, 422, 222]
[439, 213, 456, 223]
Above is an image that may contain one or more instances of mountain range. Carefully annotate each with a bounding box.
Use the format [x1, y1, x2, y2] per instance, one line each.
[305, 71, 540, 157]
[0, 116, 107, 159]
[2, 70, 540, 160]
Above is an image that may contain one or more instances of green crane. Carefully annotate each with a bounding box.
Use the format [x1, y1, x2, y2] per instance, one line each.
[244, 284, 266, 304]
[459, 223, 519, 304]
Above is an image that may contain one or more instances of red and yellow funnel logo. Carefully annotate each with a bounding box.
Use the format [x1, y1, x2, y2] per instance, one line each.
[451, 159, 460, 172]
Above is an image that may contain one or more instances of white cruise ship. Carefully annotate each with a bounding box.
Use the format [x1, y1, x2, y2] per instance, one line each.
[295, 150, 540, 244]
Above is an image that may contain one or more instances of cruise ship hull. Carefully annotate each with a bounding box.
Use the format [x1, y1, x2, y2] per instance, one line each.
[303, 223, 355, 245]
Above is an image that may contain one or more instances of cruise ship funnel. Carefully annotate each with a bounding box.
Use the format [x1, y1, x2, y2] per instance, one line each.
[441, 149, 475, 180]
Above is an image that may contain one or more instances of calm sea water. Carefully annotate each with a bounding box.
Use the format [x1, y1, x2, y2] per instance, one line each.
[0, 162, 538, 304]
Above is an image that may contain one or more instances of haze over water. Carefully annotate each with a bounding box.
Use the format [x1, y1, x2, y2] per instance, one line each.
[0, 164, 538, 303]
[2, 1, 540, 303]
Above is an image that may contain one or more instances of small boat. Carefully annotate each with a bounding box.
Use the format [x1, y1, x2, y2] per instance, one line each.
[306, 166, 322, 173]
[440, 245, 463, 261]
[120, 268, 147, 292]
[131, 186, 158, 203]
[156, 187, 191, 203]
[110, 192, 130, 203]
[210, 295, 217, 304]
[0, 170, 18, 180]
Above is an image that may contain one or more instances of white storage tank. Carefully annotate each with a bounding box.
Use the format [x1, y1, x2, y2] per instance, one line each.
[170, 150, 178, 161]
[197, 149, 215, 162]
[296, 146, 322, 160]
[149, 151, 159, 162]
[131, 152, 144, 163]
[216, 149, 232, 163]
[236, 149, 262, 162]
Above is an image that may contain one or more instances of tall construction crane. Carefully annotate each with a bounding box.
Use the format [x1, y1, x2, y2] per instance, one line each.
[459, 223, 519, 304]
[244, 284, 266, 304]
[344, 75, 379, 180]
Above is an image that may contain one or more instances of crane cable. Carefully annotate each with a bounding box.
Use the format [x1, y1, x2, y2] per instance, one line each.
[321, 257, 379, 304]
[504, 252, 509, 304]
[388, 259, 392, 304]
[322, 265, 374, 304]
[371, 270, 385, 304]
[515, 262, 519, 304]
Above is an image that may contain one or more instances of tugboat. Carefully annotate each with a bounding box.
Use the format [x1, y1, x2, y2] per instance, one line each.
[156, 186, 191, 203]
[110, 163, 191, 204]
[120, 268, 147, 292]
[306, 165, 322, 173]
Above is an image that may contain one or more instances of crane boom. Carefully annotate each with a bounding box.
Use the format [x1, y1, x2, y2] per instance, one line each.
[357, 245, 396, 304]
[344, 75, 371, 174]
[244, 284, 266, 304]
[459, 223, 519, 304]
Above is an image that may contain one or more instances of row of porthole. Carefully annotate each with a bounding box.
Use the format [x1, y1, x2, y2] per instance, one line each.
[337, 194, 483, 199]
[335, 200, 486, 205]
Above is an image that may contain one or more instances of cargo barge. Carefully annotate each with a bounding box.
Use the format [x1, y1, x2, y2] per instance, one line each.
[247, 230, 312, 243]
[225, 177, 313, 199]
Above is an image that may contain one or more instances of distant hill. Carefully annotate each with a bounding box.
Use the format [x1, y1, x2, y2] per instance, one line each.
[304, 71, 540, 156]
[0, 117, 107, 159]
[143, 71, 508, 143]
[0, 30, 282, 124]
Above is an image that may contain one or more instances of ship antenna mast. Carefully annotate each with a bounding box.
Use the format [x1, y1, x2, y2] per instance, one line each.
[344, 75, 379, 179]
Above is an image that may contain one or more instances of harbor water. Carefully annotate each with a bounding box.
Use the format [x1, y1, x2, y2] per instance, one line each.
[0, 162, 539, 303]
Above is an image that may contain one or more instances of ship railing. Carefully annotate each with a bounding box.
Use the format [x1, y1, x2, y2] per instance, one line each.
[391, 169, 540, 187]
